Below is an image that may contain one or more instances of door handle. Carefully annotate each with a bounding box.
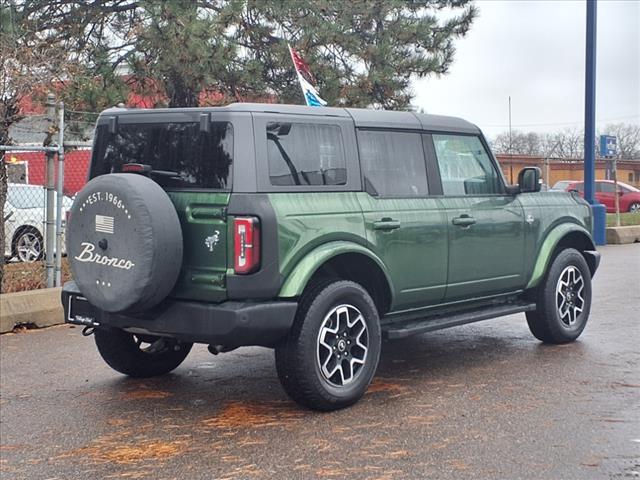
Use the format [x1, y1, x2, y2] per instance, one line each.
[452, 215, 476, 227]
[373, 218, 401, 231]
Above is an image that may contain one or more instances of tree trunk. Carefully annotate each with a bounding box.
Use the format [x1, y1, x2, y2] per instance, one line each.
[167, 75, 199, 108]
[0, 141, 8, 293]
[0, 100, 21, 293]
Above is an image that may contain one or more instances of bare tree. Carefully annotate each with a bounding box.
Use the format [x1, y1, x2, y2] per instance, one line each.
[493, 128, 587, 159]
[492, 130, 541, 156]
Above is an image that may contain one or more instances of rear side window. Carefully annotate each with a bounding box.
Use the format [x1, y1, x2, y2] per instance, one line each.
[91, 122, 233, 189]
[433, 134, 501, 195]
[267, 122, 346, 186]
[357, 130, 428, 197]
[597, 182, 616, 193]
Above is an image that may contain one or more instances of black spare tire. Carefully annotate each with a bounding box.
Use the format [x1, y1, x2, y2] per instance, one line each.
[67, 173, 183, 313]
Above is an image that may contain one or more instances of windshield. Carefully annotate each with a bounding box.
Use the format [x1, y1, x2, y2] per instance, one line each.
[90, 121, 233, 189]
[6, 186, 73, 209]
[550, 181, 572, 191]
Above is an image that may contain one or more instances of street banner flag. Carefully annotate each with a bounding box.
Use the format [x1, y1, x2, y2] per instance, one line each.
[288, 45, 327, 107]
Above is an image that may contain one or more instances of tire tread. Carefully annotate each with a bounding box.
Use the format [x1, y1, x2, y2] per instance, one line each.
[276, 279, 380, 411]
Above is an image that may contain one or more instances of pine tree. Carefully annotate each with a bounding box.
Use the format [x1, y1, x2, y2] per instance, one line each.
[15, 0, 475, 109]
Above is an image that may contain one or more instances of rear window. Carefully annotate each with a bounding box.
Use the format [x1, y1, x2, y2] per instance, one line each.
[91, 122, 233, 189]
[357, 130, 428, 197]
[266, 122, 346, 186]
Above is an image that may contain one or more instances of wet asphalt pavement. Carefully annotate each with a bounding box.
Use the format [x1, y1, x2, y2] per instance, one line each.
[1, 244, 639, 480]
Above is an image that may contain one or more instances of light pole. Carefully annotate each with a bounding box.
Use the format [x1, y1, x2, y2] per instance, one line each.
[584, 0, 606, 245]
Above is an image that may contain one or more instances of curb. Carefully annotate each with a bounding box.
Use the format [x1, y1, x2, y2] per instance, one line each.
[0, 288, 63, 334]
[606, 225, 640, 245]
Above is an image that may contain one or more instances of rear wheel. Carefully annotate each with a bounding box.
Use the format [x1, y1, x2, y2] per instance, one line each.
[275, 280, 381, 411]
[94, 328, 192, 378]
[526, 248, 592, 344]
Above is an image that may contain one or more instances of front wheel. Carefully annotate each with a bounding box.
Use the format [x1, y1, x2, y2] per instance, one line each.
[628, 202, 640, 213]
[94, 328, 192, 378]
[526, 248, 592, 344]
[275, 280, 381, 411]
[14, 228, 43, 263]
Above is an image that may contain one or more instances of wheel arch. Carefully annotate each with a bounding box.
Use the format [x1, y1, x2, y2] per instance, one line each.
[526, 224, 597, 290]
[278, 242, 395, 315]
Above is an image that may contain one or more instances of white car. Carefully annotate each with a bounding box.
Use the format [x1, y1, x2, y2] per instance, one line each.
[3, 183, 74, 262]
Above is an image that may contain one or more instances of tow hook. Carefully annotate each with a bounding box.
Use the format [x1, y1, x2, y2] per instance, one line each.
[82, 326, 95, 337]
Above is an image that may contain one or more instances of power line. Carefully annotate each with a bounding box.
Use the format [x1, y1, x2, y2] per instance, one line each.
[483, 114, 640, 129]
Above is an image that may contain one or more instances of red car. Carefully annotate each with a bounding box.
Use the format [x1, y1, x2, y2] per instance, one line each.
[552, 180, 640, 213]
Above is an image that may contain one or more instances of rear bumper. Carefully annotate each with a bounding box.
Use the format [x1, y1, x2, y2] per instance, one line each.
[61, 281, 297, 348]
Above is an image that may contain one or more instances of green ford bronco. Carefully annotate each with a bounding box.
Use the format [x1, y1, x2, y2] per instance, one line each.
[63, 103, 600, 411]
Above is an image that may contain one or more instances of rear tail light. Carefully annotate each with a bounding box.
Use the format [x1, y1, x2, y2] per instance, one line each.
[122, 163, 151, 173]
[234, 216, 260, 274]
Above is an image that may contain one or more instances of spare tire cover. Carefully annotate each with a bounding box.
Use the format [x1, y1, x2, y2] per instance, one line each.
[67, 173, 183, 313]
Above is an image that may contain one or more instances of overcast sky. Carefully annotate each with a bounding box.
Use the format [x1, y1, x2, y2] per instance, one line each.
[413, 0, 640, 138]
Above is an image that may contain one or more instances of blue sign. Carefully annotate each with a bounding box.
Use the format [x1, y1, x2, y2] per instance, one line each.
[599, 135, 617, 157]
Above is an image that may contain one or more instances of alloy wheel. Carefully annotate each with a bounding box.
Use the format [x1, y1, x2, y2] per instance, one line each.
[16, 232, 42, 262]
[556, 265, 585, 326]
[316, 304, 369, 387]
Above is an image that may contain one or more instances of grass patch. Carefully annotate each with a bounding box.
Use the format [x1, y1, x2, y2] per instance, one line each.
[606, 213, 640, 227]
[1, 258, 72, 293]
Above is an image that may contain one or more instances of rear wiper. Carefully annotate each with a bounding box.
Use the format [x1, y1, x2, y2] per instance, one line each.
[149, 169, 181, 178]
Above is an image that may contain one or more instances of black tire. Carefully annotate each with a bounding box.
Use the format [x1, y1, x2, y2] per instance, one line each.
[275, 280, 381, 411]
[94, 327, 192, 378]
[13, 227, 44, 263]
[628, 202, 640, 214]
[526, 248, 592, 344]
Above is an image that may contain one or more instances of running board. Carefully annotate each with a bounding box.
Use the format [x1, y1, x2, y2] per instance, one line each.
[383, 302, 537, 340]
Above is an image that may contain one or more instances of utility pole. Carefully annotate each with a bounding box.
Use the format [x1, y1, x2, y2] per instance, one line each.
[583, 0, 606, 245]
[508, 96, 513, 183]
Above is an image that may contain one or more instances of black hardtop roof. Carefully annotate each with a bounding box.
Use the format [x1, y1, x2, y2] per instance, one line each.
[99, 102, 480, 134]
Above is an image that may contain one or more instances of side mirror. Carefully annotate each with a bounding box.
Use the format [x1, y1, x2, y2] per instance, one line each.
[518, 167, 542, 193]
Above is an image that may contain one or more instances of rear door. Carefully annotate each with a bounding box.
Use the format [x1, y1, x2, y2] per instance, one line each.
[90, 111, 244, 302]
[356, 129, 448, 310]
[595, 181, 615, 212]
[429, 133, 526, 300]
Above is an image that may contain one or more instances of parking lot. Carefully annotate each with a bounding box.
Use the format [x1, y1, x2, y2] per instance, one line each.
[1, 244, 638, 480]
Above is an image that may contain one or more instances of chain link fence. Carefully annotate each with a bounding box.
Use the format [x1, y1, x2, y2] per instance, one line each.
[2, 96, 94, 293]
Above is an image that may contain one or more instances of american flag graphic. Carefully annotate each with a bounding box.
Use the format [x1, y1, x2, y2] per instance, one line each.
[95, 215, 114, 234]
